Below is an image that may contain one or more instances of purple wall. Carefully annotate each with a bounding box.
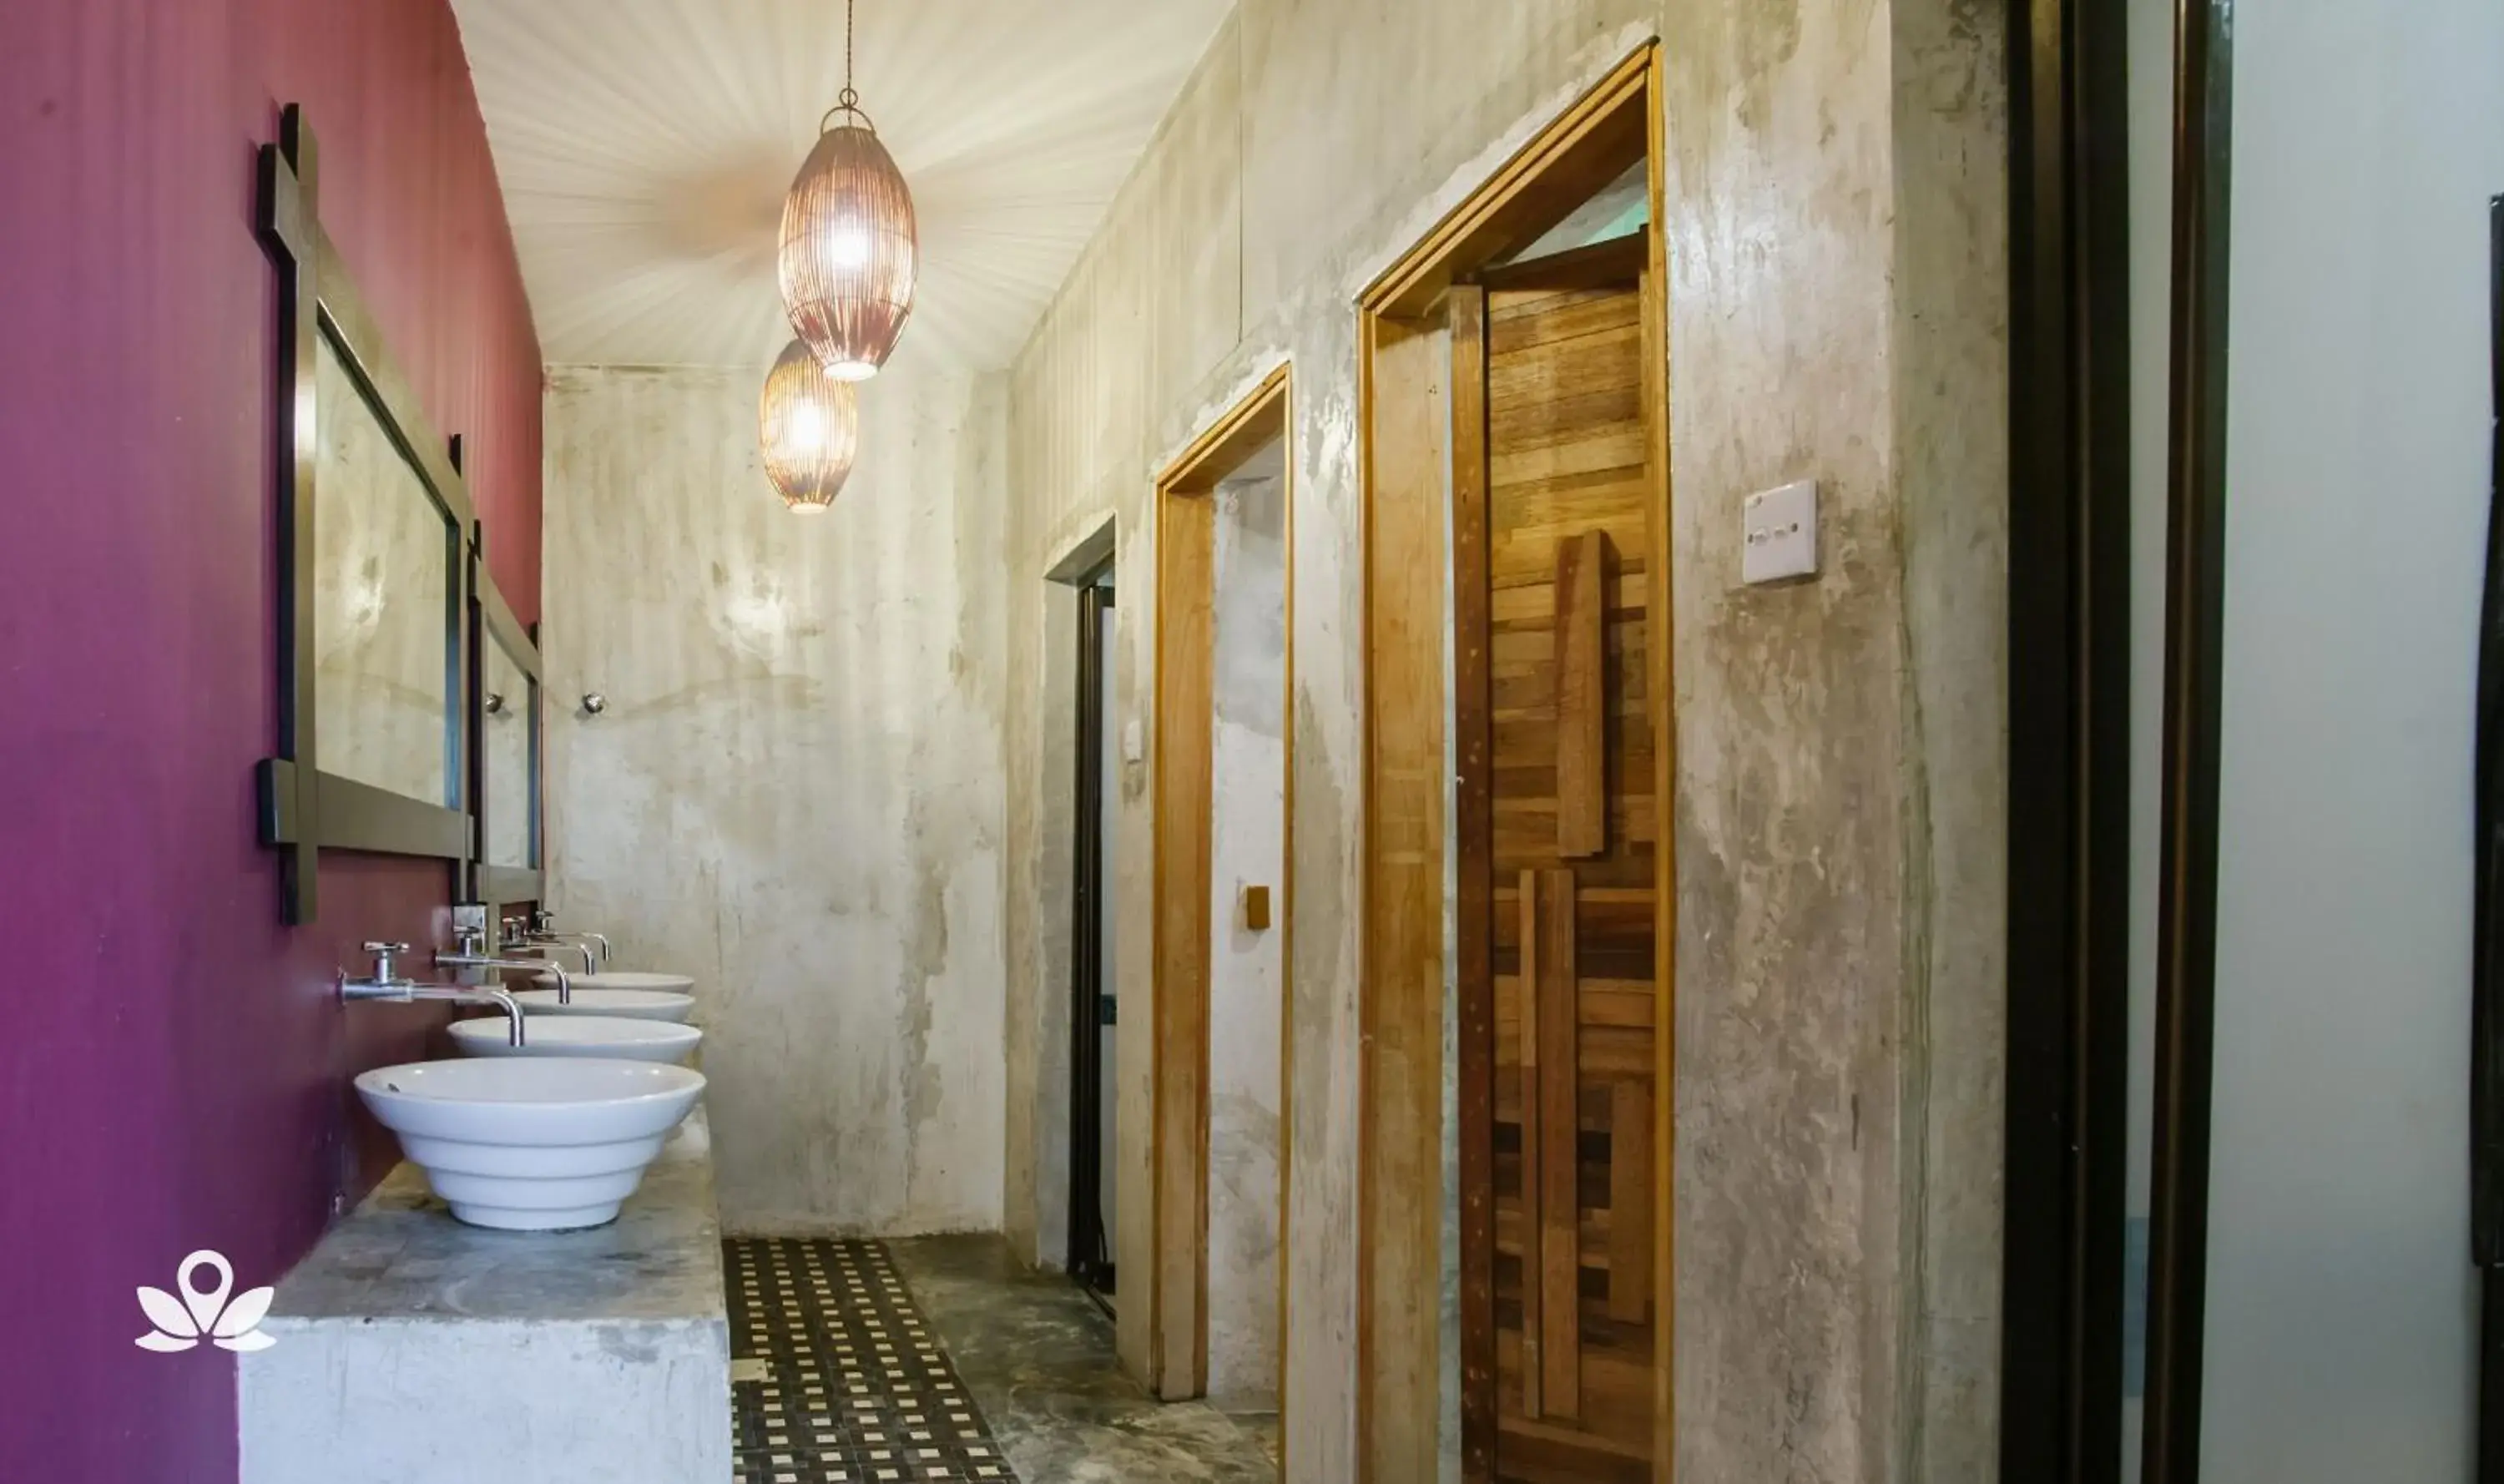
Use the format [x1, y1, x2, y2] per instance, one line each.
[0, 2, 542, 1479]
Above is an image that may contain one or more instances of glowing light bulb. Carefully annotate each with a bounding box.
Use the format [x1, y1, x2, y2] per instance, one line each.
[825, 225, 872, 270]
[777, 111, 916, 381]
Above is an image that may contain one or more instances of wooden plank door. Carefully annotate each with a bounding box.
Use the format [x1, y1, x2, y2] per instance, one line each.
[1456, 234, 1663, 1484]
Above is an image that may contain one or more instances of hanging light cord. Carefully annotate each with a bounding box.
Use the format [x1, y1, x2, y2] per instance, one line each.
[841, 0, 856, 111]
[823, 0, 868, 131]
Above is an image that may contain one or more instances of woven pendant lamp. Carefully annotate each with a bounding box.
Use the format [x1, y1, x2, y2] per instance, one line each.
[778, 0, 916, 381]
[758, 339, 860, 513]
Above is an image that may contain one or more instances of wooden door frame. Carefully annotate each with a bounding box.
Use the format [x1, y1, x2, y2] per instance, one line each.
[1355, 42, 1671, 1482]
[1149, 365, 1295, 1429]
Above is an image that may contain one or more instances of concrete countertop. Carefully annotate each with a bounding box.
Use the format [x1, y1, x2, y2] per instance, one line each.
[240, 1106, 733, 1484]
[267, 1107, 723, 1326]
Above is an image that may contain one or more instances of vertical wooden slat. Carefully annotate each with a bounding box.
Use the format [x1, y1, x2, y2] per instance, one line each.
[1517, 867, 1545, 1421]
[1449, 285, 1499, 1484]
[1537, 866, 1583, 1417]
[1555, 532, 1608, 858]
[1152, 483, 1216, 1400]
[1609, 1080, 1653, 1322]
[1360, 314, 1451, 1480]
[1639, 51, 1678, 1476]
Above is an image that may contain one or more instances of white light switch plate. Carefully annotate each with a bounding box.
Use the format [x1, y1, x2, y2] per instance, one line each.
[1742, 478, 1819, 584]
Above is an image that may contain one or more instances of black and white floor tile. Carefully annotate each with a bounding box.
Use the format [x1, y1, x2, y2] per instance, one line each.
[726, 1237, 1018, 1484]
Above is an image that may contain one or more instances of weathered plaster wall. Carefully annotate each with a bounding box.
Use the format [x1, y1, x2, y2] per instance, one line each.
[545, 360, 1009, 1235]
[1002, 520, 1119, 1272]
[1006, 576, 1077, 1269]
[1661, 0, 2008, 1475]
[1000, 1, 2007, 1478]
[1206, 463, 1288, 1406]
[1890, 0, 2010, 1470]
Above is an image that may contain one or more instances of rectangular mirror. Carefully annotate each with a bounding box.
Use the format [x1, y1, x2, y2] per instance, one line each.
[482, 631, 534, 868]
[476, 573, 543, 886]
[255, 105, 479, 922]
[313, 323, 460, 806]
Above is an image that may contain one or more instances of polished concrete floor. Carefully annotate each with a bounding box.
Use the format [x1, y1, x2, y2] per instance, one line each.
[890, 1235, 1281, 1482]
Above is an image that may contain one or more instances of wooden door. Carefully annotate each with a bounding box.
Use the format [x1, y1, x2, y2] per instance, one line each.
[1456, 234, 1664, 1484]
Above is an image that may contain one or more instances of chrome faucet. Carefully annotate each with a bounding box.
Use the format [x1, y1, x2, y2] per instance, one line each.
[438, 928, 573, 1006]
[492, 914, 591, 975]
[521, 907, 610, 971]
[516, 928, 596, 975]
[339, 941, 527, 1047]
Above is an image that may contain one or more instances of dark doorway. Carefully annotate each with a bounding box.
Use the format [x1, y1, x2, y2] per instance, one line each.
[1068, 573, 1118, 1300]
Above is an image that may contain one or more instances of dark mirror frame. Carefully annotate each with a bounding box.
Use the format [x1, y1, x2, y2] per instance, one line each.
[253, 104, 477, 924]
[471, 548, 545, 912]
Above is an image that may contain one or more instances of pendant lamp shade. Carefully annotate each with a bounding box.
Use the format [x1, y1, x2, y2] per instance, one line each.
[778, 112, 917, 381]
[758, 339, 859, 514]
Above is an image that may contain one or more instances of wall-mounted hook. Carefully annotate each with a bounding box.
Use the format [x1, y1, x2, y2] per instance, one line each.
[484, 691, 507, 715]
[580, 693, 608, 717]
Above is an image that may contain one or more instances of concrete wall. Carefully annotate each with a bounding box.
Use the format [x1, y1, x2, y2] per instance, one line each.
[999, 1, 2007, 1478]
[544, 359, 1010, 1235]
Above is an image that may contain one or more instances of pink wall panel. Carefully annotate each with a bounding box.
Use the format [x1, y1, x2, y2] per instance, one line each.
[0, 1, 542, 1479]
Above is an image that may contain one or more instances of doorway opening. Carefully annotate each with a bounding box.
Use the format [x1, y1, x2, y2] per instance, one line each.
[1146, 366, 1294, 1466]
[1200, 429, 1288, 1426]
[2005, 1, 2504, 1479]
[1068, 564, 1119, 1304]
[1356, 43, 1670, 1482]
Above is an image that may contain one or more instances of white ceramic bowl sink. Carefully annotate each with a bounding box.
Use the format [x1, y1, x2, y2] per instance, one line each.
[354, 1058, 706, 1230]
[447, 1014, 702, 1066]
[534, 970, 695, 996]
[520, 971, 697, 1023]
[512, 987, 696, 1022]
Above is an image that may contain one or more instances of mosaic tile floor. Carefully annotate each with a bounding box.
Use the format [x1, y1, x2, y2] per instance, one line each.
[726, 1237, 1018, 1483]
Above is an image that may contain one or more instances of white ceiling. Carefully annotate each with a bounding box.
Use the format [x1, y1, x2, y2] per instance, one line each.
[451, 0, 1234, 370]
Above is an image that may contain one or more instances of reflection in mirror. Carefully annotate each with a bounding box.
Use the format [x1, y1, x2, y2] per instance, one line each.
[314, 326, 454, 805]
[483, 631, 535, 868]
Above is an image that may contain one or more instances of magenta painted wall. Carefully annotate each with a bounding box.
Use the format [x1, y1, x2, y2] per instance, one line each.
[0, 1, 541, 1479]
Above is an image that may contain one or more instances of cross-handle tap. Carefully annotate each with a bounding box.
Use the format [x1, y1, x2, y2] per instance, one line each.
[339, 941, 527, 1047]
[436, 941, 573, 1007]
[361, 941, 413, 987]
